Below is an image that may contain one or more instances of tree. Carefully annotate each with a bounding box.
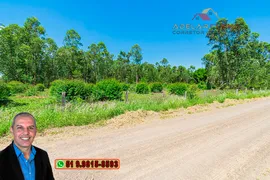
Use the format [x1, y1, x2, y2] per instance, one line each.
[141, 62, 158, 82]
[206, 17, 252, 88]
[23, 17, 46, 84]
[86, 42, 113, 83]
[202, 51, 219, 88]
[193, 68, 207, 83]
[1, 16, 269, 90]
[62, 29, 83, 79]
[63, 29, 83, 48]
[112, 51, 131, 82]
[130, 44, 143, 83]
[0, 24, 22, 81]
[160, 58, 168, 67]
[0, 17, 47, 84]
[43, 38, 58, 86]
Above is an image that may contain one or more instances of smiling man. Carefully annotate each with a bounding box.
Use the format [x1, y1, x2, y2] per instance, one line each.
[0, 112, 54, 180]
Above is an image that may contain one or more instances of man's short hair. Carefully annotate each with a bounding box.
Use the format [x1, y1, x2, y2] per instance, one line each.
[12, 112, 37, 127]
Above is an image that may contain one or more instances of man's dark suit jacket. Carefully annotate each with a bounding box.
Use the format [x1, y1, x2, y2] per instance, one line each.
[0, 142, 54, 180]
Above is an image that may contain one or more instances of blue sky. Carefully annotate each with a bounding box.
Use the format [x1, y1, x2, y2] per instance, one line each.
[0, 0, 270, 69]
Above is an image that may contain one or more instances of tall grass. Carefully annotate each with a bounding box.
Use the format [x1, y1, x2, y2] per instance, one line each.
[0, 89, 270, 137]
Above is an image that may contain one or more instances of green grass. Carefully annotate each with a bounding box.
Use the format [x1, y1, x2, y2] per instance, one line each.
[1, 89, 270, 137]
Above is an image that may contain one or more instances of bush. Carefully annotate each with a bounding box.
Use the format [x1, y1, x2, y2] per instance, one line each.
[50, 80, 87, 101]
[136, 83, 149, 94]
[198, 82, 207, 90]
[162, 83, 168, 89]
[25, 86, 38, 96]
[150, 82, 163, 93]
[8, 81, 26, 94]
[93, 79, 123, 101]
[66, 80, 87, 101]
[206, 82, 216, 90]
[128, 84, 136, 92]
[49, 80, 67, 99]
[187, 85, 198, 99]
[168, 83, 188, 96]
[84, 83, 95, 99]
[120, 83, 130, 91]
[0, 82, 10, 100]
[35, 83, 45, 91]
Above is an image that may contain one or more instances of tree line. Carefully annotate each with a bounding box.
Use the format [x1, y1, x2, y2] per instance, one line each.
[0, 17, 269, 89]
[204, 18, 270, 89]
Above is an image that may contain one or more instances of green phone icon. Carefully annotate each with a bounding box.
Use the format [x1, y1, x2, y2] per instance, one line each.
[57, 160, 64, 168]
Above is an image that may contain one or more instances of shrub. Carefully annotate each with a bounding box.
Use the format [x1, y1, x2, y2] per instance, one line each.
[35, 83, 45, 91]
[217, 95, 226, 103]
[150, 82, 163, 93]
[187, 85, 198, 99]
[8, 81, 26, 94]
[128, 84, 136, 92]
[198, 82, 207, 90]
[120, 83, 130, 91]
[65, 80, 86, 101]
[50, 80, 87, 101]
[84, 83, 95, 99]
[167, 83, 188, 96]
[93, 79, 123, 101]
[0, 82, 10, 100]
[136, 83, 149, 94]
[25, 86, 38, 96]
[49, 80, 67, 99]
[162, 82, 168, 88]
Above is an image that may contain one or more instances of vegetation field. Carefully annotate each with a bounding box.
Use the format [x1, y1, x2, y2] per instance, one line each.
[1, 88, 269, 137]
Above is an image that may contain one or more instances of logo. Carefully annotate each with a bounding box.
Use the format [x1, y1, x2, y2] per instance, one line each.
[192, 8, 219, 21]
[172, 8, 220, 35]
[56, 160, 65, 168]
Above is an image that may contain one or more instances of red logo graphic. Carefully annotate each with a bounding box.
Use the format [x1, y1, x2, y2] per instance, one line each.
[192, 8, 219, 21]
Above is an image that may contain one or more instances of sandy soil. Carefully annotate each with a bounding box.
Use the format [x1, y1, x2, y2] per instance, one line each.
[1, 97, 270, 180]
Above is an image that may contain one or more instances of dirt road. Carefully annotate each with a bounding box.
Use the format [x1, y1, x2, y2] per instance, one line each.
[1, 98, 270, 180]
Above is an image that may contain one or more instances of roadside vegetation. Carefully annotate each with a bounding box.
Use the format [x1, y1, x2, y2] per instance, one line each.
[0, 80, 269, 137]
